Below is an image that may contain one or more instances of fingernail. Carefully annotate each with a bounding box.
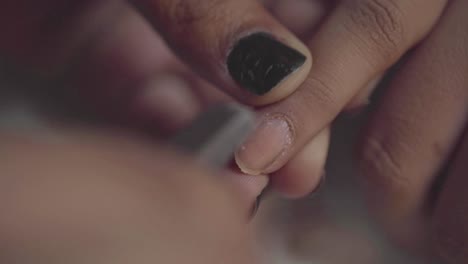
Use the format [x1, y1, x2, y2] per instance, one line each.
[235, 115, 294, 175]
[227, 32, 306, 95]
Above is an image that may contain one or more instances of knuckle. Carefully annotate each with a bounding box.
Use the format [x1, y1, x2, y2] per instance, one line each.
[344, 0, 406, 62]
[358, 135, 409, 194]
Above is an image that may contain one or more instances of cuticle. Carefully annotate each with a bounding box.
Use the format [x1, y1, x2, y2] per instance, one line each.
[224, 28, 274, 60]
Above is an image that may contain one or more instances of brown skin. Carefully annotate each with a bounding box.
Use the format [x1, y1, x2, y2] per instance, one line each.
[356, 1, 468, 261]
[1, 0, 468, 263]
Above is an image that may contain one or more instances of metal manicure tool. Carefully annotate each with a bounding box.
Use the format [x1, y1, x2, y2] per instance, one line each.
[172, 103, 262, 217]
[172, 103, 254, 167]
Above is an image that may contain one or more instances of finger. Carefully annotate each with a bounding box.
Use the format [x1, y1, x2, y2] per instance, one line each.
[130, 73, 203, 135]
[266, 0, 332, 38]
[236, 0, 448, 175]
[65, 3, 176, 118]
[357, 0, 468, 250]
[57, 2, 231, 136]
[0, 131, 256, 263]
[271, 127, 330, 198]
[0, 1, 231, 137]
[130, 0, 312, 106]
[0, 1, 204, 135]
[432, 129, 468, 264]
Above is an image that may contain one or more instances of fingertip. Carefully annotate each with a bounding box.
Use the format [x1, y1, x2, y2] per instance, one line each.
[235, 113, 296, 175]
[273, 170, 325, 199]
[133, 0, 313, 107]
[271, 127, 330, 198]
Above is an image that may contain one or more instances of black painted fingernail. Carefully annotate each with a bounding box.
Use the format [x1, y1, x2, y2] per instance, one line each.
[172, 103, 254, 168]
[227, 32, 306, 95]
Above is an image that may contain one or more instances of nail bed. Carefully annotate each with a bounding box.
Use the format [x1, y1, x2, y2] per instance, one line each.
[227, 33, 306, 95]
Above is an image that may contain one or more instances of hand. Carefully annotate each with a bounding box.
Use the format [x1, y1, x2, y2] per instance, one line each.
[256, 0, 468, 262]
[0, 130, 258, 264]
[255, 1, 468, 262]
[0, 0, 331, 197]
[174, 0, 465, 262]
[2, 1, 467, 262]
[354, 1, 468, 262]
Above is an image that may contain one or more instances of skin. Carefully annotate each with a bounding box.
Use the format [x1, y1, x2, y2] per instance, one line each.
[0, 131, 258, 264]
[1, 0, 468, 263]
